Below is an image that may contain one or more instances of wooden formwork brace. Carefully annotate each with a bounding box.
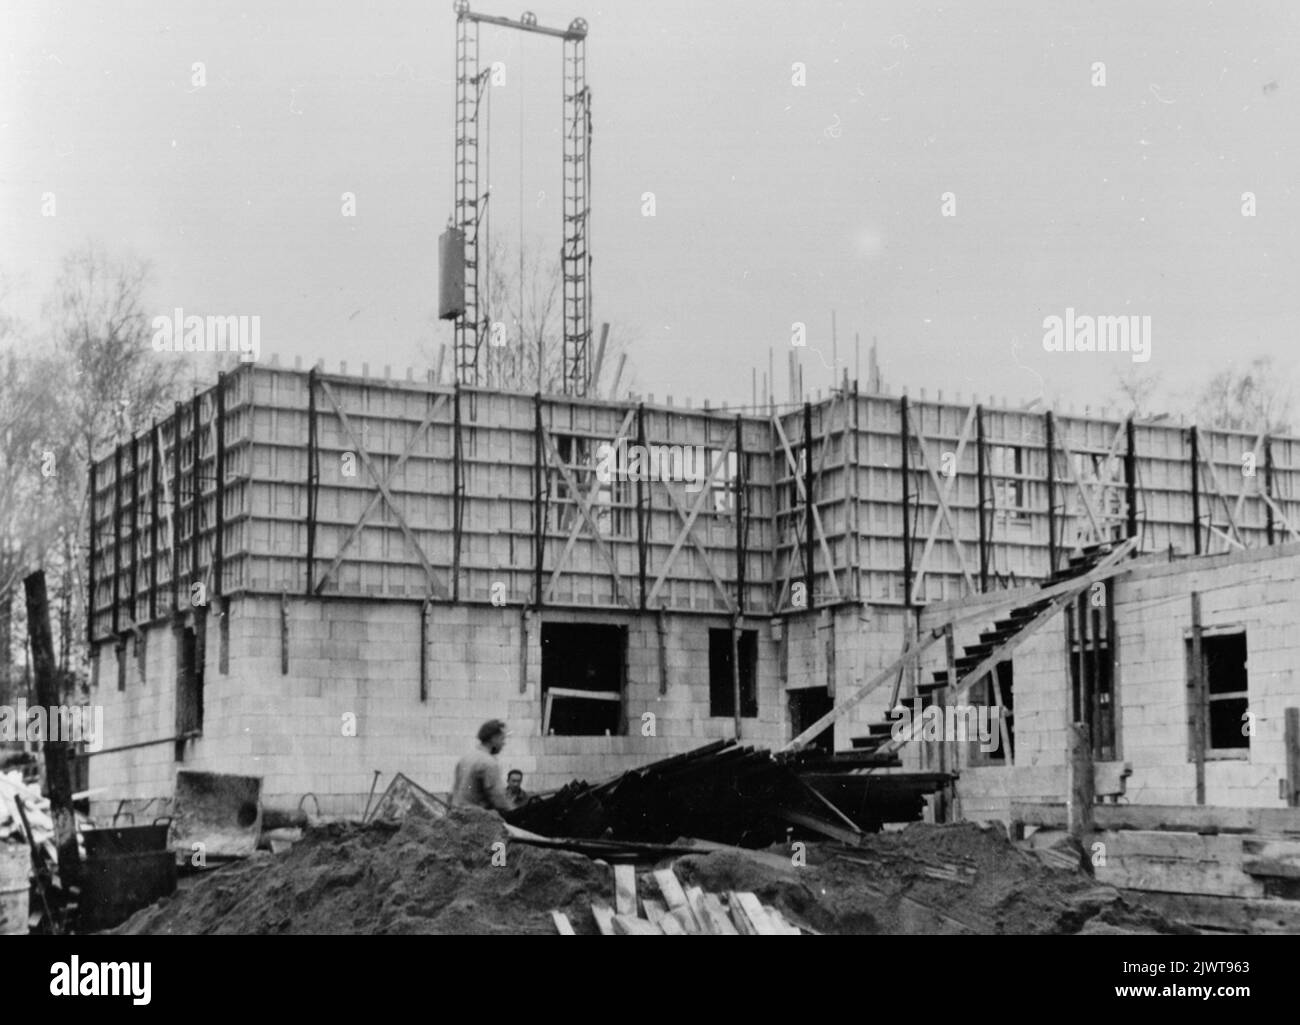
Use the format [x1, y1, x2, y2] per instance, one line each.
[908, 404, 978, 605]
[541, 408, 637, 607]
[770, 405, 842, 610]
[312, 390, 451, 595]
[316, 380, 451, 599]
[645, 430, 739, 612]
[1053, 421, 1128, 549]
[1198, 451, 1247, 551]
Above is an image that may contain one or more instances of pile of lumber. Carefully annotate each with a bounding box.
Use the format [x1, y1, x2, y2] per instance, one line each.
[509, 740, 951, 848]
[551, 863, 802, 936]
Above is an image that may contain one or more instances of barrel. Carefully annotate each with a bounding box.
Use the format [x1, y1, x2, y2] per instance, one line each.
[0, 842, 30, 936]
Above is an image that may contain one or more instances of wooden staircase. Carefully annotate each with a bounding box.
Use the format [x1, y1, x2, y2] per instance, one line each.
[850, 541, 1123, 757]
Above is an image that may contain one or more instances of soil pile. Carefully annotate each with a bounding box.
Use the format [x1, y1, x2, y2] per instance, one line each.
[116, 812, 1186, 935]
[115, 807, 609, 935]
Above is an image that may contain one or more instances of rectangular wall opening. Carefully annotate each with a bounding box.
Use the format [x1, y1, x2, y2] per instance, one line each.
[540, 622, 625, 736]
[1187, 630, 1249, 754]
[175, 624, 203, 759]
[708, 628, 758, 718]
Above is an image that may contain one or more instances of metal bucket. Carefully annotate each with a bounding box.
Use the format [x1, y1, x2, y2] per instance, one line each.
[0, 842, 30, 936]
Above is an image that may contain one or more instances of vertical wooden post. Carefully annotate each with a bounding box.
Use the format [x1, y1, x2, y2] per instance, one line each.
[280, 592, 289, 675]
[901, 395, 913, 606]
[1124, 418, 1138, 541]
[87, 460, 97, 646]
[1045, 411, 1058, 574]
[305, 368, 318, 594]
[636, 403, 648, 609]
[1066, 722, 1094, 838]
[735, 414, 746, 616]
[190, 394, 201, 589]
[112, 444, 122, 635]
[656, 608, 669, 696]
[803, 401, 815, 610]
[518, 606, 530, 695]
[1077, 596, 1091, 746]
[129, 434, 139, 624]
[24, 571, 81, 894]
[1285, 708, 1300, 807]
[420, 597, 431, 702]
[975, 404, 988, 591]
[1190, 592, 1206, 805]
[1265, 436, 1275, 545]
[215, 372, 226, 599]
[149, 421, 159, 620]
[452, 384, 463, 602]
[171, 403, 182, 612]
[533, 394, 545, 608]
[1189, 426, 1201, 555]
[730, 614, 743, 741]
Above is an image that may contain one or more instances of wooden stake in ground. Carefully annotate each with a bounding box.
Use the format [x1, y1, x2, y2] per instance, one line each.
[24, 570, 81, 897]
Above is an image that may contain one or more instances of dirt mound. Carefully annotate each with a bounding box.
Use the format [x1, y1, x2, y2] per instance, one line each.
[672, 822, 1186, 935]
[115, 807, 610, 935]
[115, 813, 1187, 935]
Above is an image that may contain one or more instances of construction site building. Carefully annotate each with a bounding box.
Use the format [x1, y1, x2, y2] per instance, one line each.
[83, 361, 1300, 828]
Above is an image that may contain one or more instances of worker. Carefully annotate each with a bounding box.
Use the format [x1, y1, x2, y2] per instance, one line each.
[450, 719, 514, 813]
[505, 769, 529, 808]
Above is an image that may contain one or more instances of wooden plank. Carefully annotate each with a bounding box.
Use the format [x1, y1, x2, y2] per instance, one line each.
[1012, 802, 1300, 836]
[1067, 723, 1094, 837]
[1286, 708, 1300, 808]
[729, 892, 779, 935]
[666, 905, 702, 935]
[1092, 830, 1263, 899]
[697, 892, 739, 935]
[613, 863, 637, 916]
[550, 910, 575, 935]
[590, 902, 616, 936]
[1124, 890, 1300, 935]
[641, 898, 667, 924]
[656, 912, 686, 935]
[765, 907, 802, 935]
[612, 913, 661, 936]
[547, 688, 621, 702]
[653, 868, 689, 909]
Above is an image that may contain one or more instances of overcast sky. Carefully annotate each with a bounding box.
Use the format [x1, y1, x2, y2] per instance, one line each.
[3, 0, 1297, 414]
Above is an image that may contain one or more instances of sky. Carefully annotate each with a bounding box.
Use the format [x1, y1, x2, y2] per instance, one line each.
[2, 0, 1298, 414]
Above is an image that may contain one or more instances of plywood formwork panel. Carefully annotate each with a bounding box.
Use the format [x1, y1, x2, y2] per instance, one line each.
[89, 366, 1300, 641]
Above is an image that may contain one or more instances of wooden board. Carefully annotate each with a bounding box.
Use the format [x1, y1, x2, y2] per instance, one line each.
[653, 868, 689, 909]
[1091, 831, 1263, 899]
[590, 902, 616, 936]
[1013, 802, 1300, 836]
[612, 913, 661, 936]
[694, 891, 739, 935]
[641, 898, 667, 924]
[657, 913, 686, 935]
[1124, 890, 1300, 934]
[667, 905, 702, 935]
[550, 911, 575, 935]
[728, 891, 779, 935]
[613, 863, 637, 916]
[765, 907, 802, 935]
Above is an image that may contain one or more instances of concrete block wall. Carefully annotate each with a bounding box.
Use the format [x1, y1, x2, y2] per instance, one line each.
[1113, 544, 1300, 808]
[88, 596, 792, 819]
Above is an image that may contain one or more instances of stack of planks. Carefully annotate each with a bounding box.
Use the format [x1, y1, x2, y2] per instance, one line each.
[550, 863, 802, 936]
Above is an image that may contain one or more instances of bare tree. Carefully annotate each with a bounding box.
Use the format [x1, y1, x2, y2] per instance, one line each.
[1193, 356, 1293, 434]
[1111, 366, 1164, 421]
